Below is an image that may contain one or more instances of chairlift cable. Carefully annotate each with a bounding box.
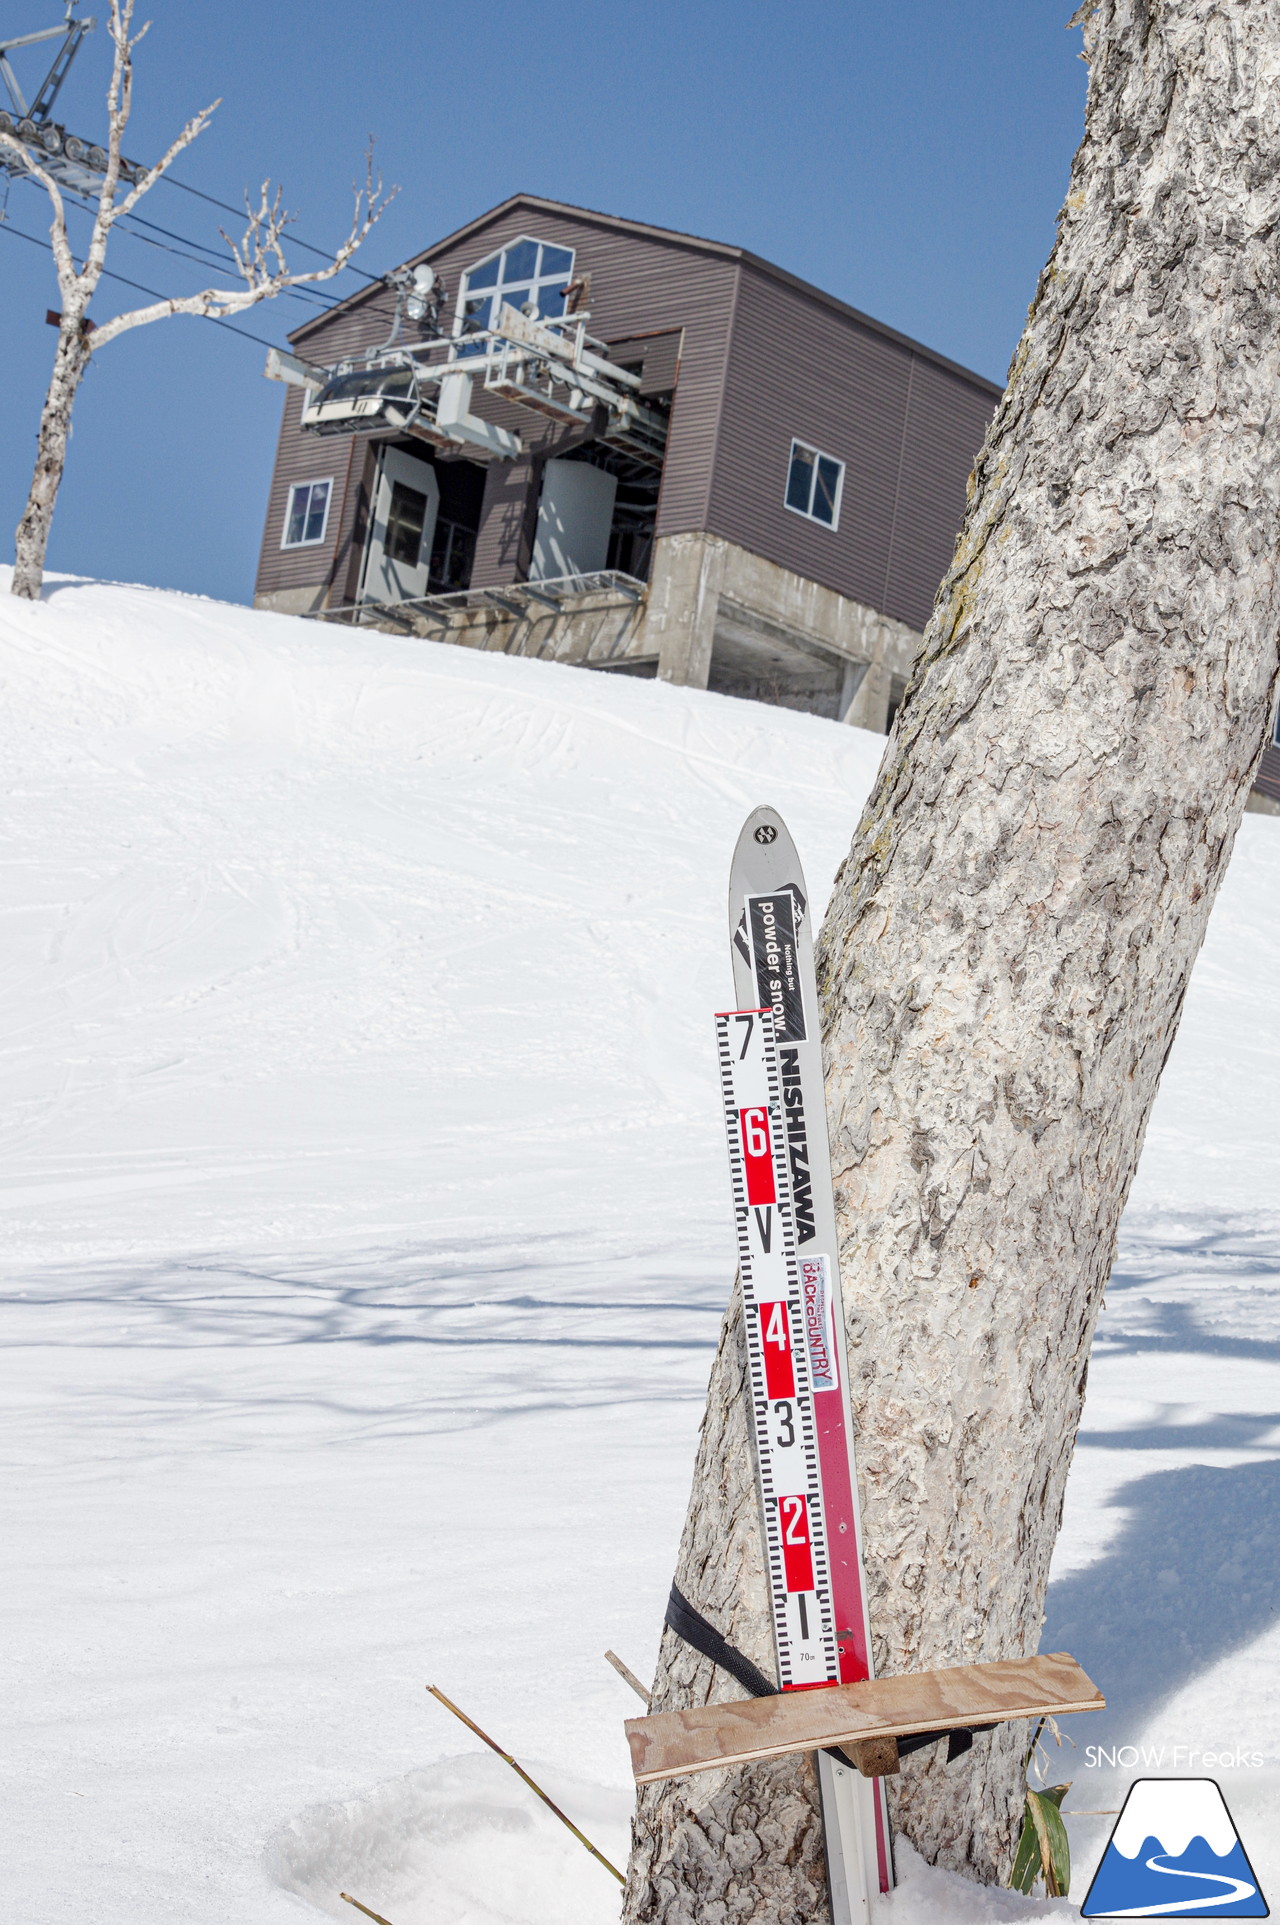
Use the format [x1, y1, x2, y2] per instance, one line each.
[17, 176, 339, 312]
[0, 217, 284, 348]
[2, 10, 381, 290]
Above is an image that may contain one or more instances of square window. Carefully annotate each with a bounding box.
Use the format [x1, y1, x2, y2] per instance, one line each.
[540, 244, 574, 277]
[785, 440, 843, 531]
[282, 478, 333, 548]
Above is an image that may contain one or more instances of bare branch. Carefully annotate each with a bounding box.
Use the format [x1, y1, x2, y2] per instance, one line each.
[219, 181, 294, 289]
[94, 0, 137, 225]
[0, 131, 78, 294]
[88, 145, 394, 351]
[112, 98, 220, 223]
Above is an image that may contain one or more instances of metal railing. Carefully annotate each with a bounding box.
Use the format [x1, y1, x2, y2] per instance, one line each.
[307, 569, 647, 631]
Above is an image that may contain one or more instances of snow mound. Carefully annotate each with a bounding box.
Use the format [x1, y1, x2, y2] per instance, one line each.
[875, 1842, 1076, 1922]
[267, 1752, 629, 1924]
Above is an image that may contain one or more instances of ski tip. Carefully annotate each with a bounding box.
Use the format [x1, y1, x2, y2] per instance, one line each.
[734, 804, 789, 850]
[729, 808, 807, 911]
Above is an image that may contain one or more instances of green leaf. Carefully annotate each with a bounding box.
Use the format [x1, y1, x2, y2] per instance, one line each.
[1010, 1806, 1041, 1894]
[1026, 1788, 1072, 1898]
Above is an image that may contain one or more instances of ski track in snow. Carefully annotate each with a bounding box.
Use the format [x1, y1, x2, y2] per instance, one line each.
[1106, 1857, 1256, 1915]
[2, 573, 1278, 1923]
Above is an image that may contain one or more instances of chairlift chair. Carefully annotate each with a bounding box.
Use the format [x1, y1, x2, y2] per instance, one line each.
[301, 362, 427, 437]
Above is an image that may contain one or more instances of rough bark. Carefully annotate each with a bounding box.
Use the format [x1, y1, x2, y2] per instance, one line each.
[13, 306, 93, 602]
[625, 0, 1280, 1907]
[625, 1294, 832, 1924]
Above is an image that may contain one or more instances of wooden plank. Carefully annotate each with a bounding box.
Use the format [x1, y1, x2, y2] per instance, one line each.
[626, 1652, 1103, 1785]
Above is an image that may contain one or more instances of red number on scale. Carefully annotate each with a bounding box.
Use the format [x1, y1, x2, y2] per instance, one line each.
[758, 1300, 796, 1397]
[779, 1493, 815, 1592]
[739, 1107, 776, 1206]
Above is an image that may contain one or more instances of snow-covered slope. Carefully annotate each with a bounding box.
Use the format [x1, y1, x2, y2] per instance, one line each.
[3, 574, 1277, 1924]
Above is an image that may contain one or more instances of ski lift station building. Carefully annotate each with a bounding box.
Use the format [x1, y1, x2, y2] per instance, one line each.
[253, 193, 1004, 735]
[252, 190, 1277, 807]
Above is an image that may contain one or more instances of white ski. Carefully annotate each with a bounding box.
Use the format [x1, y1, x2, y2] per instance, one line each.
[723, 804, 893, 1921]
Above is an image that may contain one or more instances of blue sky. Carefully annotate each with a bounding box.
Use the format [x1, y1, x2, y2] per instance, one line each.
[0, 1, 1088, 604]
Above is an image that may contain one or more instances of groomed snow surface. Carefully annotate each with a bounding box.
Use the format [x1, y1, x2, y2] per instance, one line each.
[4, 571, 1278, 1924]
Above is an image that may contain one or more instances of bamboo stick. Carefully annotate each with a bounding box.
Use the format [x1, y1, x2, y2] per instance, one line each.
[426, 1685, 625, 1884]
[340, 1894, 397, 1925]
[605, 1649, 651, 1706]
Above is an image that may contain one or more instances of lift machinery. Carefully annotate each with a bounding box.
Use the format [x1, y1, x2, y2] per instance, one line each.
[267, 272, 669, 471]
[0, 3, 147, 190]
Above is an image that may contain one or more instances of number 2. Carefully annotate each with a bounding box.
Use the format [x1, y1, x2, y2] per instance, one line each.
[781, 1495, 808, 1545]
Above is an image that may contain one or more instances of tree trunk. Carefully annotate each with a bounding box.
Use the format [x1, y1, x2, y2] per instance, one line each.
[626, 0, 1280, 1906]
[12, 310, 93, 601]
[624, 1293, 832, 1925]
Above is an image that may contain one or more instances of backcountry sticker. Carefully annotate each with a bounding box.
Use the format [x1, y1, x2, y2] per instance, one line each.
[800, 1255, 838, 1392]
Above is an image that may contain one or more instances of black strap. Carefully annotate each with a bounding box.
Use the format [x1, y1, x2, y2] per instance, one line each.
[665, 1584, 777, 1699]
[664, 1583, 978, 1767]
[902, 1724, 979, 1763]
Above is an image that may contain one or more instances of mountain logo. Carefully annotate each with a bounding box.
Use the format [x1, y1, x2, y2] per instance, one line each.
[1081, 1778, 1268, 1917]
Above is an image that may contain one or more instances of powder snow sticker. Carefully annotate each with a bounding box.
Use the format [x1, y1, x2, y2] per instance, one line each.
[1081, 1778, 1268, 1917]
[800, 1254, 838, 1391]
[746, 891, 806, 1042]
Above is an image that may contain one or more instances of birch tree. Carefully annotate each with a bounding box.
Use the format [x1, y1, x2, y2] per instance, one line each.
[624, 0, 1280, 1913]
[1, 0, 389, 602]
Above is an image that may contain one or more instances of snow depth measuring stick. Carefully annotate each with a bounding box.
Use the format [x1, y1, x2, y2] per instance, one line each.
[721, 805, 892, 1923]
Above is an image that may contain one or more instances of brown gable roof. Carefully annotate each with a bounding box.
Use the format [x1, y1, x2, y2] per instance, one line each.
[289, 192, 1002, 398]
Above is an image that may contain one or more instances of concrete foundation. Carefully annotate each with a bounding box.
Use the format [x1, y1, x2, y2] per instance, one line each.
[256, 583, 332, 618]
[641, 532, 922, 731]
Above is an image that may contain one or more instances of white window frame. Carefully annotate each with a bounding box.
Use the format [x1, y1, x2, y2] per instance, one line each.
[281, 477, 334, 550]
[455, 235, 577, 339]
[784, 439, 845, 532]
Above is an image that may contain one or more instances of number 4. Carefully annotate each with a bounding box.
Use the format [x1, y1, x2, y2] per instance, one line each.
[764, 1301, 789, 1351]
